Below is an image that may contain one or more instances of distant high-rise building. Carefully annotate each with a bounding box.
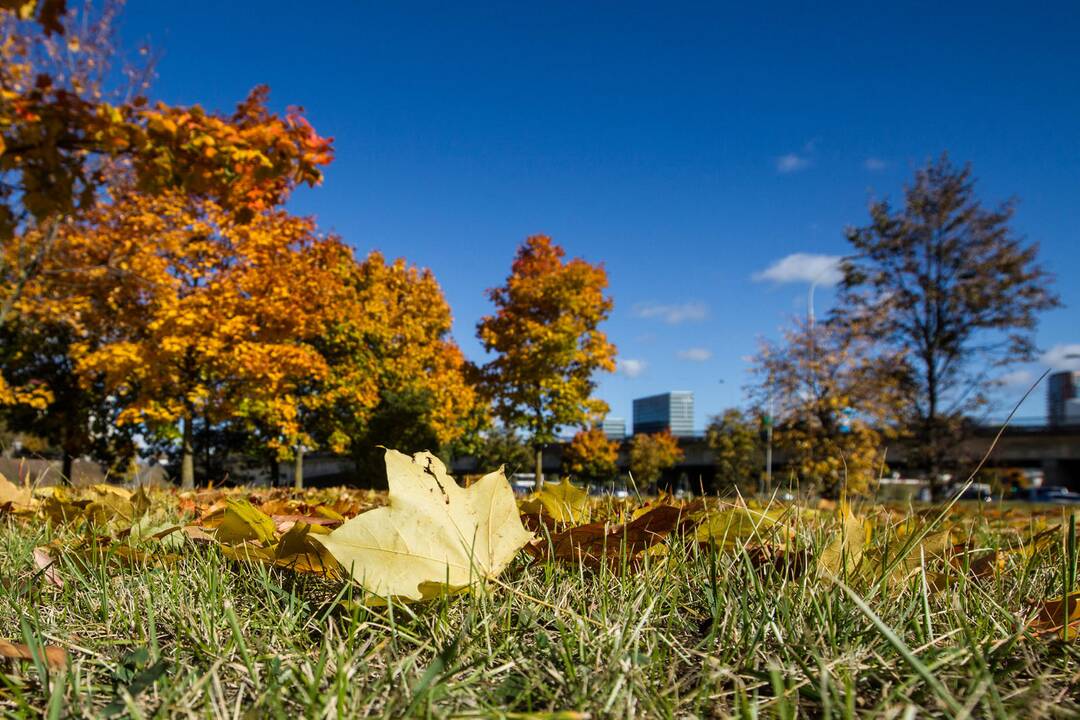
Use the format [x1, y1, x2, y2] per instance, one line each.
[633, 391, 694, 436]
[1049, 371, 1080, 425]
[601, 416, 626, 440]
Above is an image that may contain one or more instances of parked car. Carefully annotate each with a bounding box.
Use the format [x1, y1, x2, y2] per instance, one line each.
[509, 474, 536, 495]
[946, 482, 994, 502]
[1013, 486, 1080, 504]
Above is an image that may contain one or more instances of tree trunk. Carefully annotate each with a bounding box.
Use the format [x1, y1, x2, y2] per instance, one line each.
[270, 457, 280, 488]
[293, 446, 304, 490]
[61, 450, 74, 486]
[534, 445, 544, 490]
[180, 414, 195, 490]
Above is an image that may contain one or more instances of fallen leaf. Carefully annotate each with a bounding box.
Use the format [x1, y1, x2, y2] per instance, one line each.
[0, 639, 68, 669]
[818, 501, 868, 577]
[695, 506, 790, 549]
[1030, 591, 1080, 639]
[532, 477, 590, 524]
[0, 471, 33, 511]
[526, 504, 684, 569]
[215, 498, 277, 545]
[314, 450, 533, 602]
[33, 547, 63, 589]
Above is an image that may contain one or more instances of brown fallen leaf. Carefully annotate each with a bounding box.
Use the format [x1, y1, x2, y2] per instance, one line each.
[0, 639, 68, 669]
[521, 512, 559, 534]
[1030, 591, 1080, 639]
[741, 543, 811, 579]
[272, 514, 338, 534]
[526, 504, 685, 569]
[950, 544, 1003, 581]
[33, 547, 64, 589]
[182, 525, 216, 543]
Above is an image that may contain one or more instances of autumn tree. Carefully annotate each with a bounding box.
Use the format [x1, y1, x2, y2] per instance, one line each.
[24, 188, 345, 489]
[1, 2, 331, 322]
[1, 1, 333, 426]
[706, 408, 762, 492]
[563, 426, 619, 483]
[628, 431, 683, 488]
[467, 425, 533, 476]
[836, 155, 1060, 488]
[477, 236, 616, 487]
[751, 317, 900, 496]
[298, 250, 479, 488]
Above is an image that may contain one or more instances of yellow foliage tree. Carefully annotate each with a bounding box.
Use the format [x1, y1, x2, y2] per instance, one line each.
[298, 250, 479, 487]
[751, 317, 903, 496]
[628, 430, 684, 488]
[477, 236, 616, 487]
[563, 427, 619, 483]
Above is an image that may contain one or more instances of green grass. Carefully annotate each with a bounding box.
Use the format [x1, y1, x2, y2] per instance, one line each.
[2, 500, 1079, 718]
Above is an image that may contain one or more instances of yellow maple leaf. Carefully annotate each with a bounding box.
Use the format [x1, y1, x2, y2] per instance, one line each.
[534, 477, 590, 524]
[0, 471, 33, 511]
[314, 449, 533, 602]
[818, 500, 869, 577]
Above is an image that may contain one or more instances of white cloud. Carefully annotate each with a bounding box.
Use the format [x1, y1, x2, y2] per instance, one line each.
[632, 301, 708, 325]
[677, 348, 712, 362]
[864, 156, 887, 171]
[776, 153, 810, 174]
[775, 139, 818, 174]
[753, 253, 844, 286]
[618, 359, 647, 378]
[998, 369, 1034, 387]
[1042, 344, 1080, 370]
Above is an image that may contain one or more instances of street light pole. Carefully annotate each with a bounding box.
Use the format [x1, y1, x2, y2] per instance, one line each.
[764, 389, 774, 495]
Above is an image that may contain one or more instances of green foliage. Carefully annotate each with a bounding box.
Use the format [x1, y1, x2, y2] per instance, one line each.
[706, 408, 762, 492]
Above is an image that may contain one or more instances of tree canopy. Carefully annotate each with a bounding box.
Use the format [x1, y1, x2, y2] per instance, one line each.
[477, 235, 615, 486]
[835, 154, 1060, 484]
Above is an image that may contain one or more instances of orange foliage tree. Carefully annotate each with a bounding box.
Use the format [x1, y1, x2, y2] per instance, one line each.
[0, 3, 332, 325]
[477, 236, 616, 487]
[25, 189, 346, 488]
[628, 431, 684, 488]
[1, 3, 332, 413]
[563, 426, 619, 483]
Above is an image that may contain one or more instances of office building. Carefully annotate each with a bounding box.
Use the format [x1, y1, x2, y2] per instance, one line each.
[633, 391, 694, 436]
[601, 416, 627, 440]
[1049, 371, 1080, 425]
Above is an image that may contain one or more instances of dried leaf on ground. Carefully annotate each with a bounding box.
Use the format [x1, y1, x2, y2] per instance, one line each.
[695, 506, 791, 549]
[818, 502, 868, 577]
[526, 504, 684, 569]
[0, 639, 68, 669]
[0, 471, 34, 511]
[33, 547, 64, 588]
[1030, 591, 1080, 639]
[314, 450, 533, 602]
[520, 477, 590, 525]
[215, 498, 277, 545]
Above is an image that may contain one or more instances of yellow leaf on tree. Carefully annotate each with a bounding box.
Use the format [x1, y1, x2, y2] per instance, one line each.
[314, 449, 533, 603]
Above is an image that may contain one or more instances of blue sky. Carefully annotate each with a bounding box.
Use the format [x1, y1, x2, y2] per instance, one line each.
[120, 1, 1080, 429]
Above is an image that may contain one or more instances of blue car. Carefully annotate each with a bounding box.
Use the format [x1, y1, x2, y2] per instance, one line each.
[1015, 486, 1080, 504]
